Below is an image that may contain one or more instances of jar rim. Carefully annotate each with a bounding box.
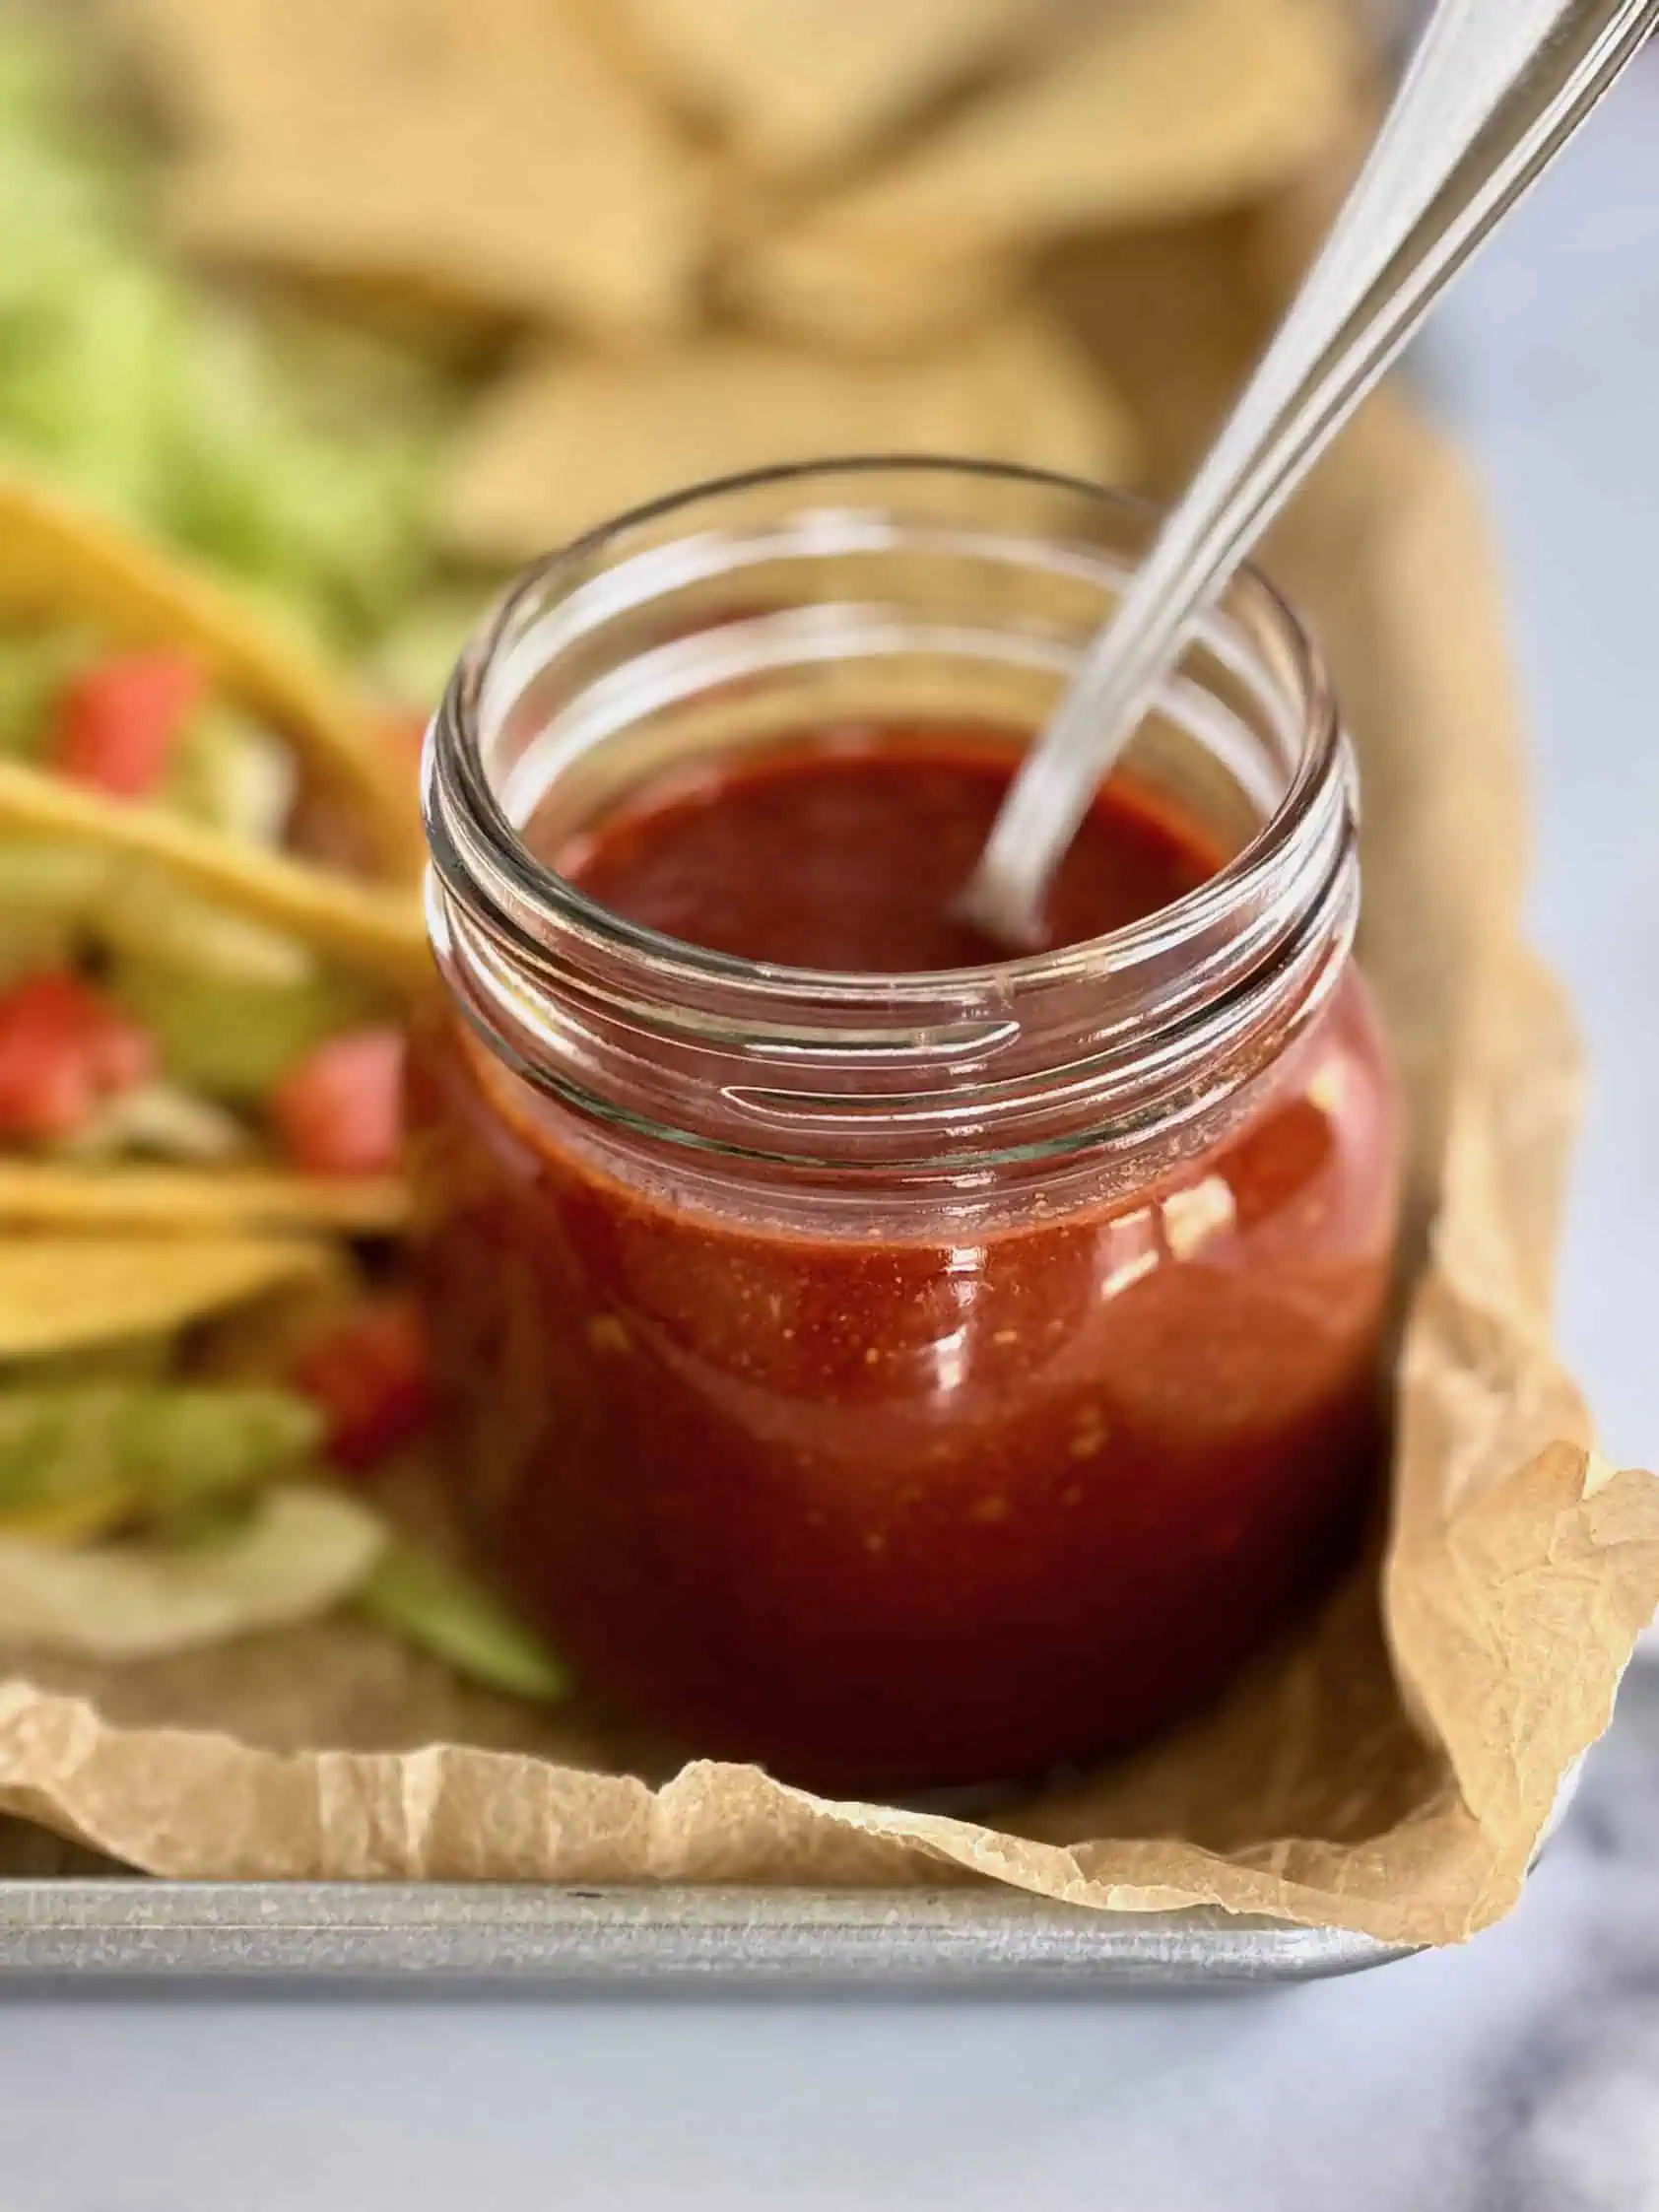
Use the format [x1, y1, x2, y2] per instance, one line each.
[430, 454, 1342, 1008]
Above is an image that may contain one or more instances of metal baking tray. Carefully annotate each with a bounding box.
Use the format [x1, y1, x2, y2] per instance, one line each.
[0, 1880, 1411, 1989]
[0, 1768, 1573, 1991]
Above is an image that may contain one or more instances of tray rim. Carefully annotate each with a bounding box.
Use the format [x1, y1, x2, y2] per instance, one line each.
[0, 1879, 1416, 1988]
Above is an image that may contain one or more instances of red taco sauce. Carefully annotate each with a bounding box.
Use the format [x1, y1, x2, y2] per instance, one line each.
[413, 724, 1400, 1793]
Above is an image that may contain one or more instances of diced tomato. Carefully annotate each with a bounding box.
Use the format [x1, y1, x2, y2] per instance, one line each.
[0, 972, 157, 1141]
[51, 651, 206, 800]
[293, 1296, 432, 1472]
[270, 1027, 405, 1176]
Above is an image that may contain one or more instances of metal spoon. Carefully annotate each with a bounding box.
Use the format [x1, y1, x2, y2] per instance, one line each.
[960, 0, 1659, 948]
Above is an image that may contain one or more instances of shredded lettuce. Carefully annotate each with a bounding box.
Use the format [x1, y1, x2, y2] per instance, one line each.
[111, 956, 380, 1103]
[0, 1482, 384, 1653]
[97, 866, 316, 985]
[0, 833, 110, 983]
[6, 1336, 174, 1389]
[166, 702, 298, 846]
[0, 21, 451, 650]
[356, 1543, 569, 1703]
[0, 1382, 322, 1533]
[0, 836, 112, 914]
[0, 627, 94, 758]
[59, 1079, 248, 1164]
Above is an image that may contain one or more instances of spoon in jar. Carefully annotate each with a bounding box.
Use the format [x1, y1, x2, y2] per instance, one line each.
[960, 0, 1659, 949]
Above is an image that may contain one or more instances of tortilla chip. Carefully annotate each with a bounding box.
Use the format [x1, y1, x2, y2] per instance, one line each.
[0, 1236, 333, 1359]
[0, 1166, 407, 1238]
[1040, 213, 1284, 497]
[753, 0, 1355, 267]
[441, 313, 1137, 560]
[0, 762, 429, 993]
[116, 0, 702, 336]
[0, 473, 422, 884]
[721, 219, 1012, 353]
[610, 0, 1038, 177]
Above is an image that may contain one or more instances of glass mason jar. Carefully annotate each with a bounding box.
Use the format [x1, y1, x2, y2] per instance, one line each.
[416, 459, 1400, 1795]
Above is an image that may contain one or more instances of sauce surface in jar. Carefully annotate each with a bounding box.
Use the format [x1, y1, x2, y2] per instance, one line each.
[413, 725, 1399, 1792]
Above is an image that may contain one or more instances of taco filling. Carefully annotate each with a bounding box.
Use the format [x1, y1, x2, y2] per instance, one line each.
[0, 622, 405, 1178]
[0, 1250, 564, 1697]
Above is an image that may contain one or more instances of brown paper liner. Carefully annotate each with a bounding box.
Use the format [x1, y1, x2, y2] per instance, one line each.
[0, 197, 1653, 1946]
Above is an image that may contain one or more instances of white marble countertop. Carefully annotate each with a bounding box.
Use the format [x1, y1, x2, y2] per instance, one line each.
[2, 60, 1657, 2212]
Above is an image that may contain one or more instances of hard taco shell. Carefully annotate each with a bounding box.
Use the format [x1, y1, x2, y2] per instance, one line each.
[0, 470, 423, 883]
[0, 759, 426, 990]
[0, 1234, 335, 1359]
[0, 1164, 406, 1238]
[0, 473, 426, 1236]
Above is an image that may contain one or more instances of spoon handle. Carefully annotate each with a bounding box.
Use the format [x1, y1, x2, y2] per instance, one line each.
[962, 0, 1659, 946]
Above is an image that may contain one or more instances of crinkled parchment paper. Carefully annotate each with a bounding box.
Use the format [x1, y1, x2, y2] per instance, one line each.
[0, 195, 1654, 1945]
